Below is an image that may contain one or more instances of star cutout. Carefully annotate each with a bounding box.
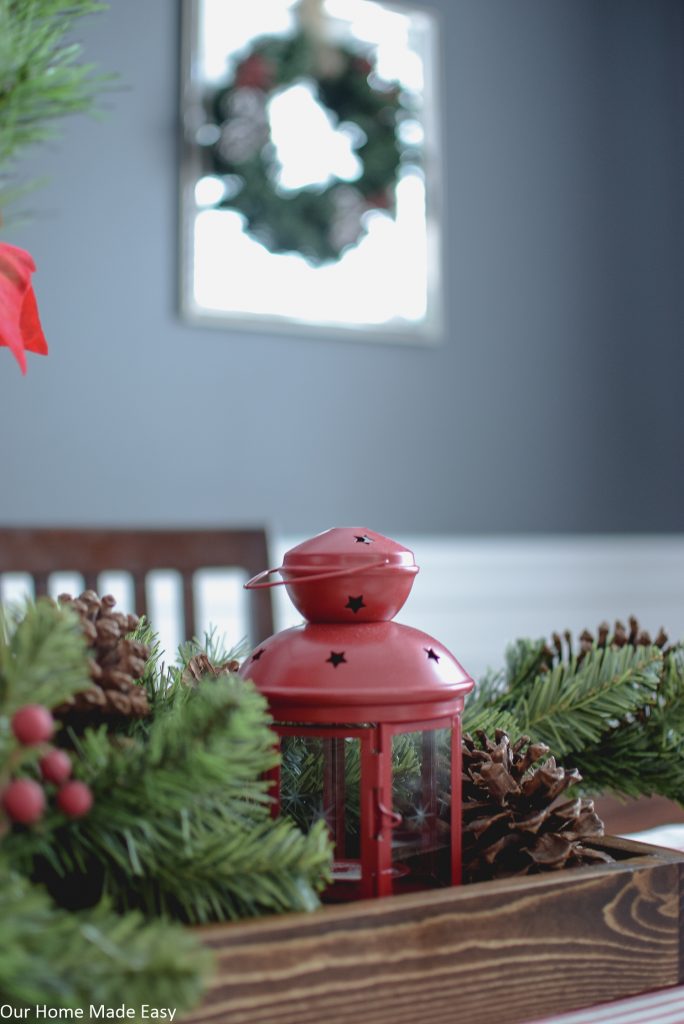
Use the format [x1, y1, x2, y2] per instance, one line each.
[326, 651, 347, 668]
[425, 648, 440, 662]
[345, 595, 366, 614]
[354, 534, 373, 544]
[252, 648, 265, 661]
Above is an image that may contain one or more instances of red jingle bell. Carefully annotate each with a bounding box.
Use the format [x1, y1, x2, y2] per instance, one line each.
[242, 527, 475, 900]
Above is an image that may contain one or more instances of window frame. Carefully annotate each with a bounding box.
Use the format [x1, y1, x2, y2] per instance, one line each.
[178, 0, 445, 345]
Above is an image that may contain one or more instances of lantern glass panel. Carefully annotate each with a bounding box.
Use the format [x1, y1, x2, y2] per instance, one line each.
[391, 728, 451, 891]
[280, 732, 362, 884]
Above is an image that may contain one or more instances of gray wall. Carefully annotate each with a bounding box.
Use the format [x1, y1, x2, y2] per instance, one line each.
[1, 0, 682, 536]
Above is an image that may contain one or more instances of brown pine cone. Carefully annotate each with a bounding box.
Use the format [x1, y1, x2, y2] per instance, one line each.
[54, 591, 151, 727]
[181, 653, 240, 686]
[462, 730, 613, 883]
[541, 618, 670, 671]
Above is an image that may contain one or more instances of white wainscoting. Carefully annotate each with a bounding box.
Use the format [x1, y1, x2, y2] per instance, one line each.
[2, 535, 683, 682]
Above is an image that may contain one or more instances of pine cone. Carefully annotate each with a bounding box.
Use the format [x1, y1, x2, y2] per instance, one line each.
[181, 652, 240, 686]
[54, 591, 151, 727]
[462, 730, 613, 883]
[541, 617, 670, 671]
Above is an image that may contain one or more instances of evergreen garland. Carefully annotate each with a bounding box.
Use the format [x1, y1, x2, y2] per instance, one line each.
[0, 857, 209, 1011]
[0, 599, 90, 714]
[464, 621, 684, 803]
[0, 598, 333, 1012]
[6, 593, 682, 1015]
[0, 599, 92, 833]
[0, 600, 210, 1013]
[572, 645, 684, 800]
[3, 625, 332, 921]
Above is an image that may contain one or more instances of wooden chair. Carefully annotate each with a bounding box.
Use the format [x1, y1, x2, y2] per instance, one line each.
[0, 527, 275, 645]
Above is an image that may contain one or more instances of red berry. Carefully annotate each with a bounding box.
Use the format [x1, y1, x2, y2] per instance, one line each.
[235, 53, 273, 90]
[57, 780, 93, 818]
[11, 704, 55, 746]
[2, 778, 46, 824]
[39, 748, 73, 785]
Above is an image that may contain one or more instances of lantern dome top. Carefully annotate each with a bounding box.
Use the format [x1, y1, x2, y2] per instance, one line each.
[283, 527, 417, 570]
[245, 527, 419, 623]
[240, 621, 474, 724]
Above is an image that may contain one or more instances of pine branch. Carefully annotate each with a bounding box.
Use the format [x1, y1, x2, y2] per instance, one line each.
[132, 621, 245, 724]
[505, 637, 551, 689]
[0, 0, 112, 213]
[461, 640, 551, 737]
[7, 673, 333, 922]
[103, 815, 333, 922]
[469, 620, 684, 805]
[0, 859, 209, 1011]
[571, 645, 684, 800]
[514, 645, 663, 755]
[462, 701, 524, 740]
[462, 660, 527, 737]
[472, 644, 662, 759]
[176, 627, 247, 672]
[0, 599, 91, 715]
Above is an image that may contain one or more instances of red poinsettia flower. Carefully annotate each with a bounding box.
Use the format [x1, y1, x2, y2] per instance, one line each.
[0, 241, 49, 374]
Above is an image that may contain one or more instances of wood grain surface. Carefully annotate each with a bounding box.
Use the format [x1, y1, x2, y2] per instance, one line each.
[183, 838, 684, 1024]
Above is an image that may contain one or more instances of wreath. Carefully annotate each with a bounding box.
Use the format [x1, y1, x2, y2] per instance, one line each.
[203, 31, 412, 265]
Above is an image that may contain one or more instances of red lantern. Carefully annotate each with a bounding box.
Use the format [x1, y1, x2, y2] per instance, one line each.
[242, 527, 475, 900]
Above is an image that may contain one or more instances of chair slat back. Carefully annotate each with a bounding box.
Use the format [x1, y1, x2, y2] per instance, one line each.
[0, 527, 274, 645]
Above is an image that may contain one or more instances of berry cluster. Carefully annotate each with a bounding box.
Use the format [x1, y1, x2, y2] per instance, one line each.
[1, 704, 93, 825]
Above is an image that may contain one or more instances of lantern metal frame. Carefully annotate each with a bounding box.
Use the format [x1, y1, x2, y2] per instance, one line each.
[269, 713, 463, 899]
[241, 527, 475, 900]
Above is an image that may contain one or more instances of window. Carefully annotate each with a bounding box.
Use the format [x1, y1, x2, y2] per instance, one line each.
[180, 0, 442, 342]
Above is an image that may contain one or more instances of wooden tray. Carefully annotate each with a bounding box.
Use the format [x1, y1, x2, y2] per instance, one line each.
[184, 837, 684, 1024]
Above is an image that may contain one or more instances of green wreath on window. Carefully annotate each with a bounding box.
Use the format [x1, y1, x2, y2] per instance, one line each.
[204, 31, 414, 265]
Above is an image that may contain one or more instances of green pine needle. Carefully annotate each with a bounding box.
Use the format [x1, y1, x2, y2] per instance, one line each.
[505, 637, 551, 690]
[466, 642, 663, 758]
[570, 645, 684, 800]
[5, 667, 332, 923]
[0, 859, 210, 1011]
[0, 0, 113, 214]
[0, 599, 91, 714]
[514, 644, 663, 755]
[466, 627, 684, 806]
[462, 702, 523, 740]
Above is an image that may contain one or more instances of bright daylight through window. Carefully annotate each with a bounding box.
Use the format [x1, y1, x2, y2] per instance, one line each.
[180, 0, 442, 340]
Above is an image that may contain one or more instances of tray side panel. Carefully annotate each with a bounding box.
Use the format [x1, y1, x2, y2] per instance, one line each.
[185, 855, 682, 1024]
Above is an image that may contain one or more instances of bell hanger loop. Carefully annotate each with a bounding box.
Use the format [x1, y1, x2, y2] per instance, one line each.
[245, 559, 392, 589]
